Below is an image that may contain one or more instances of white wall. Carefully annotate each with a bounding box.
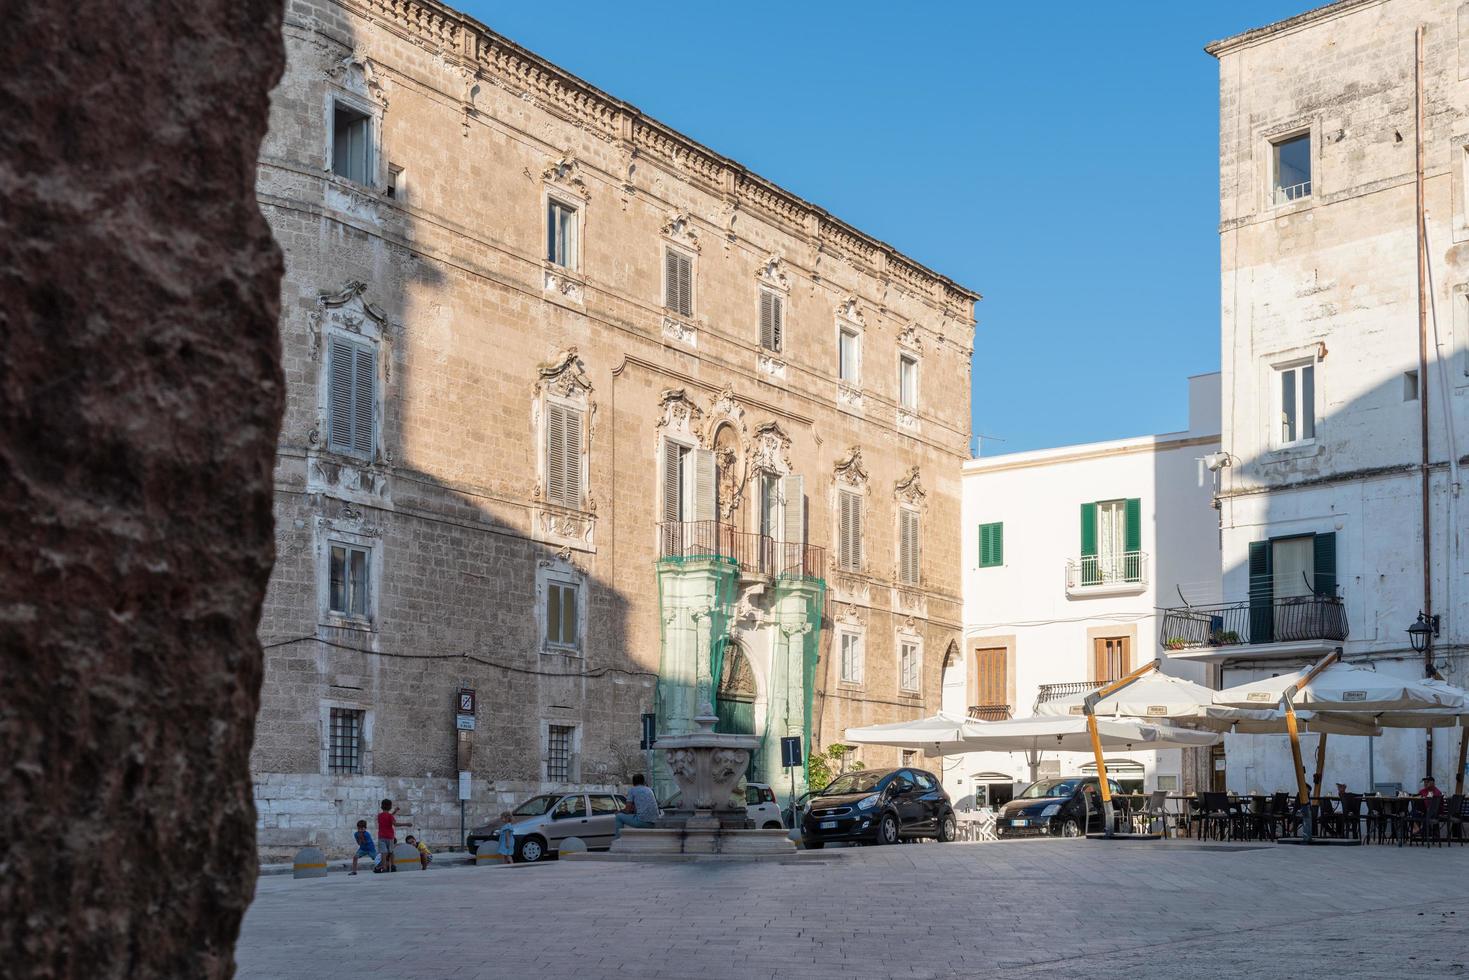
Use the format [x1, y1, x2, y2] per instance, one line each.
[949, 379, 1221, 803]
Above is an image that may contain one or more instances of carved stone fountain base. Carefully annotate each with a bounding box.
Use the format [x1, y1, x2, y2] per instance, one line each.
[600, 826, 795, 860]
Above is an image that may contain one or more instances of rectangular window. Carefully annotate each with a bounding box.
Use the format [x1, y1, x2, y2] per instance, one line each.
[899, 641, 920, 692]
[1277, 362, 1316, 447]
[1404, 370, 1420, 401]
[386, 164, 403, 200]
[547, 724, 575, 781]
[839, 632, 863, 684]
[1092, 636, 1131, 682]
[837, 490, 863, 571]
[332, 101, 372, 184]
[898, 508, 921, 585]
[978, 522, 1003, 568]
[899, 354, 918, 410]
[759, 289, 784, 352]
[664, 248, 693, 317]
[838, 327, 860, 384]
[973, 647, 1007, 707]
[547, 199, 578, 269]
[545, 581, 579, 649]
[544, 403, 584, 508]
[329, 543, 371, 619]
[1272, 133, 1311, 205]
[1081, 499, 1141, 584]
[327, 337, 376, 457]
[328, 707, 364, 774]
[1156, 774, 1179, 793]
[900, 749, 917, 768]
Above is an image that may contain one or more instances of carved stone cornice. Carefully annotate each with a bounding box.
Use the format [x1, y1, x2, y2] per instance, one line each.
[661, 210, 700, 252]
[894, 466, 925, 506]
[542, 155, 589, 199]
[833, 446, 868, 489]
[656, 388, 704, 434]
[835, 296, 865, 328]
[757, 254, 789, 291]
[750, 421, 792, 475]
[535, 347, 592, 399]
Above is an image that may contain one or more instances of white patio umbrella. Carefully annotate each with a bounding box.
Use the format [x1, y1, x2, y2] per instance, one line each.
[843, 712, 985, 753]
[1212, 662, 1462, 712]
[956, 714, 1221, 754]
[1035, 673, 1278, 733]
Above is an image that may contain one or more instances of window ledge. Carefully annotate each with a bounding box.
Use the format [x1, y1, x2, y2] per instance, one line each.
[1262, 440, 1321, 464]
[541, 646, 583, 658]
[320, 616, 374, 632]
[1066, 580, 1147, 599]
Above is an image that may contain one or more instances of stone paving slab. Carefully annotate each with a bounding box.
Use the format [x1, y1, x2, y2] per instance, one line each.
[236, 839, 1469, 979]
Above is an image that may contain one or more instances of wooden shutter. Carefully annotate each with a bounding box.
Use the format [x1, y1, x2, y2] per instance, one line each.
[899, 509, 920, 584]
[545, 404, 568, 506]
[561, 407, 583, 507]
[780, 474, 804, 545]
[1124, 498, 1141, 582]
[662, 440, 683, 522]
[328, 338, 354, 450]
[666, 249, 691, 316]
[1312, 532, 1336, 597]
[839, 490, 861, 570]
[978, 522, 1002, 568]
[664, 249, 679, 310]
[353, 345, 375, 456]
[677, 252, 692, 316]
[1248, 540, 1274, 644]
[759, 291, 775, 350]
[693, 448, 716, 523]
[1080, 503, 1098, 585]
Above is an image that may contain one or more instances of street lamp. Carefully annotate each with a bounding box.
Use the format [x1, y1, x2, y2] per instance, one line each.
[1407, 612, 1440, 656]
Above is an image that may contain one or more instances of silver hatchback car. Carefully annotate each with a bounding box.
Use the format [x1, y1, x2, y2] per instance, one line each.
[467, 791, 626, 863]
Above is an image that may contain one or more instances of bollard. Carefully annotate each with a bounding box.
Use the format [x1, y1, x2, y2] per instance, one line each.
[475, 846, 505, 867]
[393, 842, 424, 869]
[558, 836, 587, 857]
[292, 846, 328, 879]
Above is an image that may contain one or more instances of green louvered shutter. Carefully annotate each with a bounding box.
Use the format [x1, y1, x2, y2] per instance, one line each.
[1248, 540, 1274, 644]
[1080, 503, 1098, 585]
[1124, 498, 1141, 582]
[1312, 532, 1336, 597]
[978, 522, 1003, 568]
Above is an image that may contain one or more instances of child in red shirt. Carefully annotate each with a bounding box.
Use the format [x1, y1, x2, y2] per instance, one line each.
[376, 798, 401, 872]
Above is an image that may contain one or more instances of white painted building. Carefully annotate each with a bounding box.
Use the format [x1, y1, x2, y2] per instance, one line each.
[945, 375, 1221, 807]
[1173, 0, 1469, 797]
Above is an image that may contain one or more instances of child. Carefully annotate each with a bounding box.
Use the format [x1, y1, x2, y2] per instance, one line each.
[350, 819, 377, 876]
[376, 798, 401, 872]
[496, 811, 515, 865]
[405, 834, 432, 870]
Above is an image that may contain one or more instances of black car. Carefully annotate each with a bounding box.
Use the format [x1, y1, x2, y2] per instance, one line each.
[995, 776, 1122, 838]
[801, 767, 957, 848]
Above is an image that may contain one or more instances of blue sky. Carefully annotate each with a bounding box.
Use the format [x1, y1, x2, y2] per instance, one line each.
[464, 1, 1312, 454]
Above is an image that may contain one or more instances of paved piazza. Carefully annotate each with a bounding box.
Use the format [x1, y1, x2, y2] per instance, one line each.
[237, 840, 1466, 979]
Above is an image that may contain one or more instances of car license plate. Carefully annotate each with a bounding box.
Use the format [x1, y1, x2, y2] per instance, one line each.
[1012, 819, 1028, 827]
[820, 820, 837, 830]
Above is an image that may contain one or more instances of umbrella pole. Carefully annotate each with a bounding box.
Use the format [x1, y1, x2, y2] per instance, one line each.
[1456, 724, 1468, 797]
[1311, 732, 1328, 801]
[1083, 660, 1161, 838]
[1279, 649, 1341, 841]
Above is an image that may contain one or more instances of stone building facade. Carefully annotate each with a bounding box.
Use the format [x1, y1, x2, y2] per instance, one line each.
[251, 0, 977, 856]
[1170, 0, 1469, 794]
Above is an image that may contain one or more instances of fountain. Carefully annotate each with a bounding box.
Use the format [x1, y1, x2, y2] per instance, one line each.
[608, 703, 797, 859]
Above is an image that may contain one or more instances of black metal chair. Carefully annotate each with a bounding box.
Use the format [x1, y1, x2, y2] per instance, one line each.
[1337, 793, 1362, 841]
[1406, 796, 1444, 847]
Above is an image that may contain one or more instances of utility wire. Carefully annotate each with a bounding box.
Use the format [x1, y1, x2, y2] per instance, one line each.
[261, 635, 658, 680]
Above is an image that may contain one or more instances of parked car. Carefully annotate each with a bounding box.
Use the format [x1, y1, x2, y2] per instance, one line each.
[661, 782, 785, 829]
[800, 767, 957, 848]
[994, 777, 1122, 838]
[467, 791, 626, 863]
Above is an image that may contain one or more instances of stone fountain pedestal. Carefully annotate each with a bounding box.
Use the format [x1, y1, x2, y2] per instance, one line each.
[607, 704, 796, 859]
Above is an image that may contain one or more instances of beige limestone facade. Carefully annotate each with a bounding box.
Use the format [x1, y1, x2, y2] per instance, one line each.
[251, 0, 978, 857]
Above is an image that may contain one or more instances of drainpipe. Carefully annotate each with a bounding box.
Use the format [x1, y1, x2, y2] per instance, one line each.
[1415, 26, 1436, 779]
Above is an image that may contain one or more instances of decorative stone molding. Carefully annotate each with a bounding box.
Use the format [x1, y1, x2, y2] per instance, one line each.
[542, 267, 584, 303]
[704, 384, 747, 443]
[896, 408, 919, 432]
[835, 296, 865, 328]
[750, 421, 793, 475]
[831, 576, 872, 607]
[534, 347, 592, 402]
[894, 467, 926, 507]
[834, 603, 865, 627]
[661, 210, 700, 252]
[833, 446, 868, 489]
[836, 384, 864, 412]
[757, 254, 789, 291]
[656, 388, 704, 438]
[894, 587, 929, 620]
[662, 316, 697, 348]
[326, 51, 389, 107]
[897, 324, 924, 354]
[308, 280, 391, 356]
[542, 155, 589, 200]
[756, 353, 787, 381]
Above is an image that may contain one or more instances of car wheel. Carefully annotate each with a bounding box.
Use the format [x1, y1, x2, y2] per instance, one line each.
[877, 813, 900, 845]
[515, 835, 547, 863]
[762, 821, 782, 830]
[938, 814, 958, 843]
[1058, 818, 1081, 838]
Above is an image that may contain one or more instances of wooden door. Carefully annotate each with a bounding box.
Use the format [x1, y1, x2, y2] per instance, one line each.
[1092, 636, 1132, 682]
[972, 648, 1008, 710]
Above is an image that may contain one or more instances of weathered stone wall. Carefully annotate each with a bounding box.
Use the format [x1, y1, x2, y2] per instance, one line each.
[253, 0, 977, 858]
[1, 1, 284, 975]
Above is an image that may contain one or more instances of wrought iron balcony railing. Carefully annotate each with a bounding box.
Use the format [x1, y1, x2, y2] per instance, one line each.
[1035, 681, 1116, 706]
[968, 704, 1013, 721]
[1065, 552, 1146, 592]
[1159, 594, 1347, 651]
[657, 520, 824, 578]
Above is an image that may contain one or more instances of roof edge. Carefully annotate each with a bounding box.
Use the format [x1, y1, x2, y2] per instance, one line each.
[1204, 0, 1382, 58]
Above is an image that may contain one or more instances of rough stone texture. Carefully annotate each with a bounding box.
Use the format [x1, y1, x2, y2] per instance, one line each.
[0, 2, 285, 977]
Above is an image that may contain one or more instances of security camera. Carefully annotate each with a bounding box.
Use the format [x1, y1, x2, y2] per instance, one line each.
[1202, 452, 1232, 472]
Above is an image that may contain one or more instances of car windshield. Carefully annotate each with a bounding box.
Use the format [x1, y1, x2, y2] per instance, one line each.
[1018, 778, 1085, 799]
[821, 771, 887, 795]
[512, 794, 559, 817]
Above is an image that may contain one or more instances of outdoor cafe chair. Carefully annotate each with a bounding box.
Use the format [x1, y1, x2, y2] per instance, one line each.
[1142, 790, 1171, 838]
[1201, 792, 1234, 841]
[1336, 793, 1362, 841]
[1449, 796, 1469, 845]
[1406, 796, 1444, 847]
[1363, 796, 1393, 844]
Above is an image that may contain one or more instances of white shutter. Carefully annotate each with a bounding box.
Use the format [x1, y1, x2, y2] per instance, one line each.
[771, 293, 782, 351]
[693, 447, 716, 523]
[664, 249, 680, 311]
[561, 407, 583, 507]
[760, 290, 782, 351]
[900, 509, 920, 584]
[839, 490, 862, 570]
[353, 345, 376, 456]
[780, 474, 804, 546]
[327, 339, 354, 450]
[662, 439, 682, 523]
[677, 253, 693, 316]
[545, 403, 567, 506]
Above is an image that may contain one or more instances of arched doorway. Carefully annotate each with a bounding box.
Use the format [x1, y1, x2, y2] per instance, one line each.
[715, 643, 760, 779]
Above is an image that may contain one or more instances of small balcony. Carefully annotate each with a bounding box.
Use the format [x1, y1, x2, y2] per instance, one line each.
[657, 520, 824, 579]
[967, 704, 1013, 722]
[1159, 594, 1348, 664]
[1064, 552, 1147, 597]
[1035, 680, 1115, 707]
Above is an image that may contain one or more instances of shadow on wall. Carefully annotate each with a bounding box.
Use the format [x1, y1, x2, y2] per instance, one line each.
[250, 8, 642, 861]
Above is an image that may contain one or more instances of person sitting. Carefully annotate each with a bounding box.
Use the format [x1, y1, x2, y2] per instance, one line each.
[614, 773, 660, 836]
